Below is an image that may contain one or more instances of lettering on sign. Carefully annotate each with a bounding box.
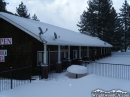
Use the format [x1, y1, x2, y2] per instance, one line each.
[0, 56, 4, 62]
[0, 38, 12, 45]
[0, 50, 7, 56]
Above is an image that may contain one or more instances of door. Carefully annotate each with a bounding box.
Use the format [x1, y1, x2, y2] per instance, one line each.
[49, 51, 58, 65]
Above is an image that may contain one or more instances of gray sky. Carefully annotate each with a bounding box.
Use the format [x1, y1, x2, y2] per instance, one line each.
[5, 0, 130, 32]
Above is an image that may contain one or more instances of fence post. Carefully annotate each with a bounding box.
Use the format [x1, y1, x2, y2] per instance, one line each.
[30, 65, 32, 83]
[10, 67, 13, 89]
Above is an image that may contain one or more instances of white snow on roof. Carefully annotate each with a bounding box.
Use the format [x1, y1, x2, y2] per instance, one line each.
[0, 12, 112, 47]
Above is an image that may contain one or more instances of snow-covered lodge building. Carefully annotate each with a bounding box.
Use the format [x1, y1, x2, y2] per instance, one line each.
[0, 12, 112, 75]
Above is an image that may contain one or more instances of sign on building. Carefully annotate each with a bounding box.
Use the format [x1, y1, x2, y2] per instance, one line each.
[0, 38, 12, 45]
[0, 56, 5, 62]
[60, 49, 68, 52]
[0, 50, 7, 56]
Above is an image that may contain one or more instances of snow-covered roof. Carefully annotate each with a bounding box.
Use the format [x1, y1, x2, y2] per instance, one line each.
[0, 12, 112, 47]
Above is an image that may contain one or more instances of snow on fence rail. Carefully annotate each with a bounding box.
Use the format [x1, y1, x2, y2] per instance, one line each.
[87, 62, 130, 80]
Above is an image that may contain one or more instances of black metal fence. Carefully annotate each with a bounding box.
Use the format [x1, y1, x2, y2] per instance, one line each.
[0, 65, 32, 92]
[87, 62, 130, 80]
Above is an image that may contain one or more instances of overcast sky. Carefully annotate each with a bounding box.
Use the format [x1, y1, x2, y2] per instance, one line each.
[5, 0, 130, 32]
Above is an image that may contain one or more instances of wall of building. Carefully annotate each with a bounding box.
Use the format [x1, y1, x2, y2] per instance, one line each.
[0, 18, 43, 73]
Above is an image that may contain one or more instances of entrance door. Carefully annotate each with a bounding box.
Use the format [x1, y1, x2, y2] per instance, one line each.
[49, 51, 58, 65]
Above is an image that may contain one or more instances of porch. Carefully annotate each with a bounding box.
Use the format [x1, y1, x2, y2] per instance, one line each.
[36, 52, 130, 81]
[35, 45, 112, 79]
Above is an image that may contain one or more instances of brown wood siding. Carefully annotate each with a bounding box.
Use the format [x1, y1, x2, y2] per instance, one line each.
[0, 18, 43, 73]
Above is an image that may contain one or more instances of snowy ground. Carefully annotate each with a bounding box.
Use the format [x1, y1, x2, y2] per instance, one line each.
[96, 53, 130, 65]
[0, 78, 30, 92]
[0, 72, 130, 97]
[0, 53, 130, 97]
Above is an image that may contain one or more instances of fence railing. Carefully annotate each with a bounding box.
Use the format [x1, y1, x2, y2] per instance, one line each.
[87, 62, 130, 80]
[0, 65, 32, 92]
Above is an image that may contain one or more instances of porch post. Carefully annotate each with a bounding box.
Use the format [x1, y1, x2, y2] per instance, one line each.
[68, 46, 70, 59]
[44, 43, 47, 64]
[58, 45, 61, 63]
[99, 47, 101, 58]
[108, 48, 109, 54]
[110, 48, 112, 55]
[107, 47, 108, 56]
[87, 46, 89, 57]
[79, 46, 81, 59]
[108, 47, 109, 56]
[104, 47, 105, 56]
[101, 47, 102, 57]
[97, 47, 99, 59]
[92, 47, 95, 61]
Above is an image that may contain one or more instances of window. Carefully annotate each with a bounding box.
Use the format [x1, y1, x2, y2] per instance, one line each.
[64, 52, 67, 58]
[95, 49, 97, 55]
[37, 51, 48, 65]
[61, 46, 65, 49]
[61, 46, 67, 59]
[73, 50, 77, 59]
[84, 49, 87, 57]
[81, 50, 83, 58]
[128, 46, 130, 50]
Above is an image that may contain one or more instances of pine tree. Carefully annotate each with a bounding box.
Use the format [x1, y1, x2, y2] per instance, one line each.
[16, 2, 30, 18]
[77, 0, 114, 38]
[32, 14, 39, 21]
[109, 8, 123, 51]
[119, 0, 130, 51]
[0, 0, 14, 15]
[96, 0, 113, 41]
[77, 0, 99, 36]
[0, 0, 7, 12]
[77, 10, 90, 35]
[77, 0, 122, 50]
